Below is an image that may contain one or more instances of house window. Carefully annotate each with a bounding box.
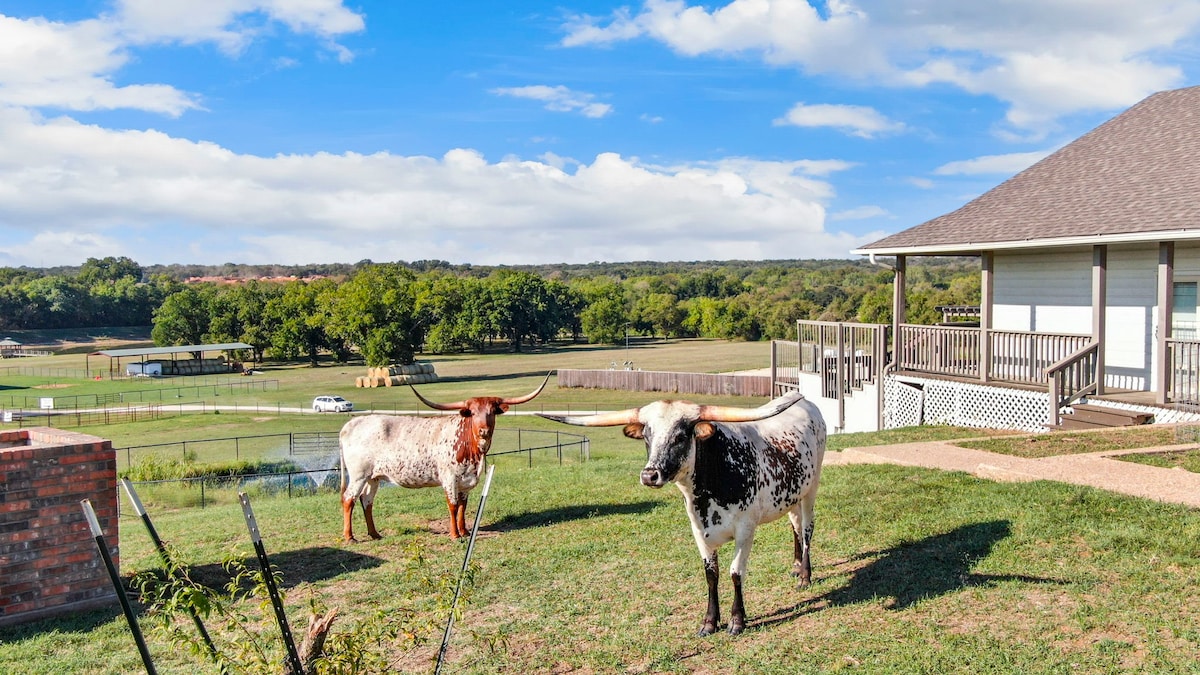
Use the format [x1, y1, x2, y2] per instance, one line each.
[1173, 281, 1198, 339]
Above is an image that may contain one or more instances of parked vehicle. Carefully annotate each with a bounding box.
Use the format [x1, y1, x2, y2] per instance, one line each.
[313, 395, 353, 413]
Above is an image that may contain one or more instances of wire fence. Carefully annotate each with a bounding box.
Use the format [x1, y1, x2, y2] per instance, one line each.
[0, 376, 280, 411]
[117, 428, 590, 514]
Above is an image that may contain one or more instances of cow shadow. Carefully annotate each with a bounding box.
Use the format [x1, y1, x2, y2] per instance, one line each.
[753, 520, 1067, 629]
[487, 500, 661, 532]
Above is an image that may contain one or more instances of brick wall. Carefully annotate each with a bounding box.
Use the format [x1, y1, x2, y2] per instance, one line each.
[0, 428, 117, 627]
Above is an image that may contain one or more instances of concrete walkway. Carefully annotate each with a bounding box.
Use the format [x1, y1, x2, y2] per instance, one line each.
[827, 441, 1200, 509]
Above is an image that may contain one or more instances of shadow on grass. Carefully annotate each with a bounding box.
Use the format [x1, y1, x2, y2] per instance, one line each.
[166, 546, 384, 597]
[487, 500, 661, 532]
[754, 520, 1067, 629]
[0, 547, 383, 641]
[0, 604, 123, 640]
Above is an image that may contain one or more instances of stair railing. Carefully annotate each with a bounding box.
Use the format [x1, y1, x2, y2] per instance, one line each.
[1045, 341, 1100, 427]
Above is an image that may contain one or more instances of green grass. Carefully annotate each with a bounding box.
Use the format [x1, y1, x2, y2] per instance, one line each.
[1, 453, 1197, 674]
[2, 338, 1199, 673]
[955, 425, 1192, 459]
[1116, 448, 1200, 473]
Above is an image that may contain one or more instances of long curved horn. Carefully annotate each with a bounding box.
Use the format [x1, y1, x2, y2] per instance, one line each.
[501, 371, 554, 405]
[697, 390, 804, 423]
[409, 383, 466, 411]
[537, 408, 641, 427]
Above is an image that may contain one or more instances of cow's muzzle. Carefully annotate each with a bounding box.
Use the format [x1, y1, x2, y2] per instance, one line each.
[640, 467, 667, 488]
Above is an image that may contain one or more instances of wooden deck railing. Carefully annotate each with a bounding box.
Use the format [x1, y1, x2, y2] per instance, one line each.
[1166, 338, 1200, 406]
[896, 324, 1092, 387]
[1046, 342, 1100, 426]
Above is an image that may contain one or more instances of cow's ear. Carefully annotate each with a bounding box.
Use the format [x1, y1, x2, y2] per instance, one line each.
[623, 423, 645, 439]
[496, 403, 510, 414]
[694, 422, 716, 441]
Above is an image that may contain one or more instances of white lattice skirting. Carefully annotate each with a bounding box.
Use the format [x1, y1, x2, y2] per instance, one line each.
[884, 375, 1052, 432]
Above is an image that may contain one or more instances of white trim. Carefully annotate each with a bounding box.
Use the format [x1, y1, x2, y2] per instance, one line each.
[852, 229, 1200, 257]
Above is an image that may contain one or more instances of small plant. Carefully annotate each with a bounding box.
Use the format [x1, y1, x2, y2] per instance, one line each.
[132, 542, 480, 674]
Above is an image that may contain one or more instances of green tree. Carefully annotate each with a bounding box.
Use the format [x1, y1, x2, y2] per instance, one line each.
[634, 292, 686, 339]
[488, 271, 572, 352]
[267, 279, 336, 365]
[152, 286, 214, 347]
[326, 264, 421, 366]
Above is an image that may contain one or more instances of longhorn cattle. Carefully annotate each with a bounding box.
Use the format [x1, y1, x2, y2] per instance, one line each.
[539, 390, 825, 636]
[339, 373, 551, 542]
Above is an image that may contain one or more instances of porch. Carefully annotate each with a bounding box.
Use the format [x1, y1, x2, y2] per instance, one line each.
[772, 320, 1200, 432]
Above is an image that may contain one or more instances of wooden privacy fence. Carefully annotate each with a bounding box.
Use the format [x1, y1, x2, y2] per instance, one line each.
[557, 369, 771, 397]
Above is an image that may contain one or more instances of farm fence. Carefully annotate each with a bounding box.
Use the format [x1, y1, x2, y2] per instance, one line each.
[557, 368, 771, 397]
[117, 428, 590, 513]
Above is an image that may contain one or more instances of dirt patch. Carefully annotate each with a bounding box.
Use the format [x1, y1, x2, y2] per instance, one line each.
[32, 383, 73, 389]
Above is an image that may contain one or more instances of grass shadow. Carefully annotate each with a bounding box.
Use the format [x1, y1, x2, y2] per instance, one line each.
[754, 520, 1067, 629]
[487, 500, 661, 532]
[0, 604, 123, 640]
[184, 546, 386, 591]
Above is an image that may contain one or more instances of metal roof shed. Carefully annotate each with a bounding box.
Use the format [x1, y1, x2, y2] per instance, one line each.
[88, 342, 253, 377]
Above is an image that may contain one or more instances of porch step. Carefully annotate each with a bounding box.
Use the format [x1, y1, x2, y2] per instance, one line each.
[1054, 404, 1153, 430]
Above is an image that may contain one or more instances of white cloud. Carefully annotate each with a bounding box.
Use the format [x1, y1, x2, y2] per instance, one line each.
[491, 85, 614, 118]
[934, 150, 1053, 176]
[0, 3, 364, 117]
[830, 205, 890, 221]
[0, 109, 873, 266]
[774, 102, 905, 138]
[562, 0, 1200, 134]
[0, 15, 199, 116]
[115, 0, 365, 56]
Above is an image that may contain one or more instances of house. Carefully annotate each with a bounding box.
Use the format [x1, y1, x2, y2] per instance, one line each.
[771, 84, 1200, 433]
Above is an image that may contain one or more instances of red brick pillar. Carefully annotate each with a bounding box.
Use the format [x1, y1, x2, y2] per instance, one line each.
[0, 428, 118, 627]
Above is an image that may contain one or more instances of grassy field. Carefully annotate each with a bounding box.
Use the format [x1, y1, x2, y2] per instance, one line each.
[2, 336, 1199, 673]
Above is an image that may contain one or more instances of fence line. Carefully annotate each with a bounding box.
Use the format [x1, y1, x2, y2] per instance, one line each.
[117, 428, 590, 513]
[0, 377, 280, 410]
[557, 369, 771, 397]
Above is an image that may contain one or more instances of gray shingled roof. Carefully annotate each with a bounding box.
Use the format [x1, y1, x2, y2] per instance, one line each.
[854, 85, 1200, 255]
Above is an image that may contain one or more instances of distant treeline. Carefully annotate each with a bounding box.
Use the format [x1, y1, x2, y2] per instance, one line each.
[0, 256, 980, 366]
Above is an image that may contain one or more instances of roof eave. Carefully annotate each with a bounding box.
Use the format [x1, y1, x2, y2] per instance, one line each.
[852, 228, 1200, 257]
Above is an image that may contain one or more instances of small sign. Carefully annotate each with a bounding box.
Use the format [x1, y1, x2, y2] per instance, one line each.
[2, 411, 11, 422]
[40, 397, 54, 410]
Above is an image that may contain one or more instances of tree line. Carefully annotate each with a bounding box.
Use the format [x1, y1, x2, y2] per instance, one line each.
[0, 256, 981, 367]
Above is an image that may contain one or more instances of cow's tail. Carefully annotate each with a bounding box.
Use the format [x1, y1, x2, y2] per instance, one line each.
[338, 440, 346, 497]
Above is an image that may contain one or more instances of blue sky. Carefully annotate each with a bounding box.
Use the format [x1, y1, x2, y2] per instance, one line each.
[2, 1, 1199, 268]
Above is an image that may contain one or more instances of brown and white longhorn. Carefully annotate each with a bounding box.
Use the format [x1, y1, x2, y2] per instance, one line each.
[339, 373, 551, 542]
[539, 390, 826, 636]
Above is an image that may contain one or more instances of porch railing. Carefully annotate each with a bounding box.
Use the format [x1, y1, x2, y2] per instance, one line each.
[1166, 338, 1200, 406]
[796, 321, 889, 398]
[896, 324, 1092, 387]
[1046, 342, 1100, 426]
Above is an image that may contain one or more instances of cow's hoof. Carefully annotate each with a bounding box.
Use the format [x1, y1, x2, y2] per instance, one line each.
[698, 622, 719, 637]
[727, 621, 745, 636]
[368, 532, 383, 541]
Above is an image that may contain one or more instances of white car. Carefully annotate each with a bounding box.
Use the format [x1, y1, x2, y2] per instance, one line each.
[313, 395, 353, 413]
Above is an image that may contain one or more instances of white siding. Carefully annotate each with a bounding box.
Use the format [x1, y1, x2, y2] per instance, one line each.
[993, 250, 1092, 333]
[1104, 247, 1157, 390]
[993, 246, 1159, 391]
